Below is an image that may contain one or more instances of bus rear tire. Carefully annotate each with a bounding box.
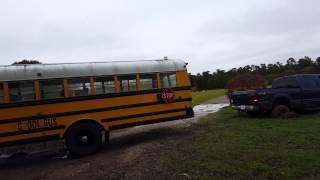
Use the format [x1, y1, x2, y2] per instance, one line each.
[66, 122, 102, 157]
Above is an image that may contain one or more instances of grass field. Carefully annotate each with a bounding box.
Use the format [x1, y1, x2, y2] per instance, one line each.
[192, 89, 226, 106]
[159, 108, 320, 179]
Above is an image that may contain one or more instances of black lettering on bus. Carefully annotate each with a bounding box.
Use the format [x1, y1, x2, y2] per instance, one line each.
[44, 117, 57, 127]
[27, 119, 40, 130]
[17, 121, 23, 131]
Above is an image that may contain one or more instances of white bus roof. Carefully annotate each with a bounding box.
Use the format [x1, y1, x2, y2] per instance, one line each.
[0, 59, 187, 82]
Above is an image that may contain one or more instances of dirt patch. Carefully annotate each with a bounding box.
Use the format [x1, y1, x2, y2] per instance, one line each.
[0, 126, 193, 180]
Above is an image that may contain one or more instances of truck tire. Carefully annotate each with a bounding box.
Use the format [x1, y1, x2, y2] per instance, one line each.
[272, 105, 290, 118]
[66, 123, 102, 157]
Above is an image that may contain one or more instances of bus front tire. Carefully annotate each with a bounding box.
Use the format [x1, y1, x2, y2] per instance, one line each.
[66, 122, 103, 157]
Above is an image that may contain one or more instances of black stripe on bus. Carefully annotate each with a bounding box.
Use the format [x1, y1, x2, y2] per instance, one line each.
[0, 86, 191, 109]
[0, 98, 192, 125]
[0, 125, 65, 138]
[0, 134, 61, 148]
[109, 114, 193, 130]
[101, 108, 189, 123]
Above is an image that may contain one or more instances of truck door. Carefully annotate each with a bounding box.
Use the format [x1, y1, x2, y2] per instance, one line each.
[273, 77, 302, 110]
[298, 76, 320, 109]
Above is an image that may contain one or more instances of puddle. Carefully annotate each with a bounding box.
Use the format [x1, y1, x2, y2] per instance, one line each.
[193, 103, 229, 117]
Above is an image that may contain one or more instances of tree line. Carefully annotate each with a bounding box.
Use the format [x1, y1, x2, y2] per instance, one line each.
[191, 56, 320, 90]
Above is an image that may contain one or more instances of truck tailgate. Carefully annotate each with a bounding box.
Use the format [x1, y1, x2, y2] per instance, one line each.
[231, 90, 256, 106]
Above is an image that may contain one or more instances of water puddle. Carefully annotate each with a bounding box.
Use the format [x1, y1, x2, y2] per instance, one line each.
[193, 103, 229, 117]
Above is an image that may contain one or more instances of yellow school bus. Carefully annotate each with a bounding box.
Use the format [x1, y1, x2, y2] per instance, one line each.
[0, 59, 193, 156]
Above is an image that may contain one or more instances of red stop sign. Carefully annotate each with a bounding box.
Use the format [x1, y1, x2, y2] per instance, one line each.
[160, 88, 175, 103]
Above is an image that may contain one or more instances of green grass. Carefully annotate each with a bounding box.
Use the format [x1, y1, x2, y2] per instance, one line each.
[192, 89, 226, 106]
[161, 108, 320, 179]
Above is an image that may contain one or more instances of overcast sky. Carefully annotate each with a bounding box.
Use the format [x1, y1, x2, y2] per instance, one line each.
[0, 0, 319, 73]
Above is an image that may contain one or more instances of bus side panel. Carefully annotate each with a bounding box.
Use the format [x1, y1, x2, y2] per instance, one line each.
[0, 90, 192, 146]
[176, 70, 191, 87]
[0, 90, 191, 120]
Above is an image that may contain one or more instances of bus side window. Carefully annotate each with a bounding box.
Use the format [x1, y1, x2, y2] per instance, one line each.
[67, 78, 91, 97]
[40, 79, 65, 99]
[140, 74, 158, 90]
[94, 76, 115, 94]
[119, 75, 137, 92]
[0, 83, 4, 103]
[8, 81, 35, 102]
[161, 72, 177, 88]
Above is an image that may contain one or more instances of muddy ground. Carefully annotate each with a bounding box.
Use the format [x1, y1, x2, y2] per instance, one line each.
[0, 98, 228, 180]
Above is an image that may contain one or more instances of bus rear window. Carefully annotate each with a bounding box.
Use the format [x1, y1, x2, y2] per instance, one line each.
[0, 83, 4, 103]
[94, 76, 115, 94]
[119, 75, 137, 92]
[161, 73, 176, 88]
[8, 81, 35, 102]
[68, 78, 91, 97]
[40, 79, 64, 99]
[140, 74, 158, 90]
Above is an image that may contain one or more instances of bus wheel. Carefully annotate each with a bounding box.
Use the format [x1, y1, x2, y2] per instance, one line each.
[66, 123, 102, 157]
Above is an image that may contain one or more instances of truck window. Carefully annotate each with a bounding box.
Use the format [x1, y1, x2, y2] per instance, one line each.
[299, 76, 319, 89]
[272, 77, 298, 88]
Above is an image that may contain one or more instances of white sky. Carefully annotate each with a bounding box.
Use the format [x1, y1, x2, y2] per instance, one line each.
[0, 0, 319, 73]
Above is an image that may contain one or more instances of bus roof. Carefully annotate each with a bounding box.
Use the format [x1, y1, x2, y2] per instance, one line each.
[0, 59, 187, 81]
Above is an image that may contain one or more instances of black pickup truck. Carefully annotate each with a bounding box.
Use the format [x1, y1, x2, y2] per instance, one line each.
[230, 74, 320, 117]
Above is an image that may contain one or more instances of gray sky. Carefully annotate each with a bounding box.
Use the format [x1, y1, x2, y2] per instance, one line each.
[0, 0, 319, 73]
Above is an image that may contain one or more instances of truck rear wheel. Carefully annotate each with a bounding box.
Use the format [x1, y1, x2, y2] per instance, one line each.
[272, 105, 290, 118]
[66, 123, 102, 157]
